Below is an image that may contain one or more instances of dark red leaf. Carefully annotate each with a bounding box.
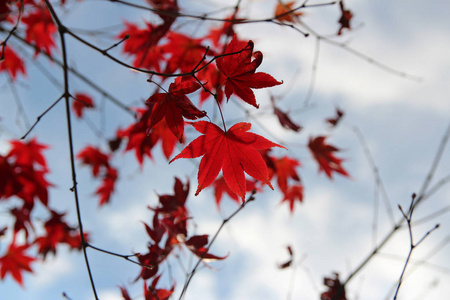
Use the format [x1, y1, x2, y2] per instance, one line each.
[72, 93, 95, 118]
[0, 240, 35, 285]
[308, 136, 349, 179]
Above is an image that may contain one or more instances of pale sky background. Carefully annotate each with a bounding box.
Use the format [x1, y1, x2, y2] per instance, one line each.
[0, 0, 449, 300]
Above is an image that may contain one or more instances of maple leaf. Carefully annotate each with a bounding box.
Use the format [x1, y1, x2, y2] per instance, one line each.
[22, 7, 57, 55]
[281, 184, 303, 212]
[0, 155, 23, 199]
[185, 235, 227, 261]
[273, 105, 302, 132]
[146, 77, 206, 142]
[326, 107, 344, 127]
[149, 118, 180, 160]
[72, 93, 95, 118]
[0, 240, 35, 285]
[10, 205, 34, 239]
[0, 46, 26, 80]
[76, 146, 110, 177]
[216, 35, 283, 108]
[118, 285, 132, 300]
[170, 121, 285, 200]
[162, 32, 210, 73]
[213, 176, 257, 208]
[95, 167, 118, 206]
[308, 136, 349, 178]
[8, 138, 48, 169]
[337, 0, 353, 35]
[144, 275, 174, 300]
[271, 156, 301, 193]
[118, 21, 164, 71]
[320, 273, 347, 300]
[274, 1, 303, 24]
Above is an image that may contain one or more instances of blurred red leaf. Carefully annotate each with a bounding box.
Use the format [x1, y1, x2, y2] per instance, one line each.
[308, 136, 349, 179]
[0, 240, 35, 285]
[281, 184, 304, 212]
[273, 106, 302, 132]
[76, 146, 110, 177]
[185, 235, 228, 261]
[274, 1, 303, 23]
[72, 93, 95, 118]
[0, 46, 26, 80]
[95, 167, 117, 206]
[337, 0, 353, 35]
[170, 121, 285, 201]
[22, 7, 57, 55]
[321, 273, 347, 300]
[326, 108, 344, 127]
[8, 138, 48, 169]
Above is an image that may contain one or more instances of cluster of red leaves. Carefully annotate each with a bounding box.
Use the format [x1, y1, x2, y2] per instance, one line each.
[0, 1, 57, 80]
[76, 146, 118, 205]
[120, 178, 225, 299]
[0, 139, 84, 285]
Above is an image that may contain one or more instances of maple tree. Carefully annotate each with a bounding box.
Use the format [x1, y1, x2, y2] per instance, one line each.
[0, 0, 448, 299]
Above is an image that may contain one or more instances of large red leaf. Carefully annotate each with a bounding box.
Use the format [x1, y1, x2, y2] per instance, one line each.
[170, 121, 285, 200]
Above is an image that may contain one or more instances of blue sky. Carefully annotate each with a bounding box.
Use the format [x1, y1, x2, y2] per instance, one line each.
[1, 0, 449, 299]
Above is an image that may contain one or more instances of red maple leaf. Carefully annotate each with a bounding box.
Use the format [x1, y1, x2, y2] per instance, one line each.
[76, 146, 110, 177]
[144, 275, 174, 300]
[162, 32, 210, 73]
[270, 156, 301, 193]
[274, 1, 303, 24]
[281, 184, 304, 212]
[0, 155, 23, 199]
[321, 273, 347, 300]
[118, 21, 164, 71]
[170, 121, 285, 200]
[337, 0, 353, 35]
[213, 176, 258, 208]
[308, 136, 349, 178]
[10, 205, 34, 239]
[95, 167, 117, 206]
[8, 138, 48, 169]
[0, 240, 35, 285]
[149, 118, 180, 160]
[185, 235, 227, 261]
[273, 105, 302, 132]
[34, 210, 82, 258]
[146, 76, 206, 142]
[22, 7, 57, 55]
[72, 93, 95, 118]
[216, 35, 282, 108]
[0, 46, 26, 80]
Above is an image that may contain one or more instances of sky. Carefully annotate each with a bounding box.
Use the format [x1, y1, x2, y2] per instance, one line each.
[1, 0, 450, 299]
